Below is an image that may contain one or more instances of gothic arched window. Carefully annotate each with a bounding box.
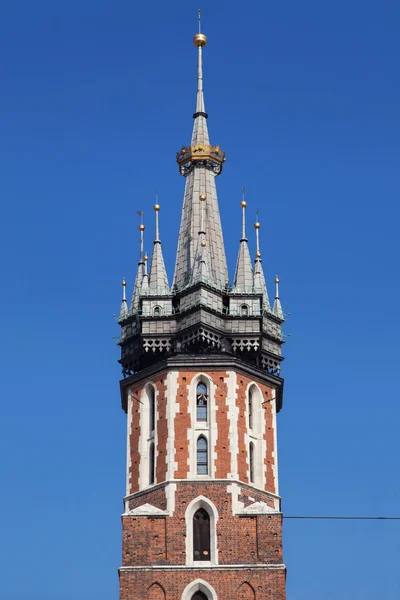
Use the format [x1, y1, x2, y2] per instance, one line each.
[241, 304, 249, 317]
[153, 306, 161, 317]
[197, 436, 208, 475]
[249, 442, 255, 483]
[193, 508, 211, 561]
[248, 388, 253, 430]
[149, 386, 155, 433]
[149, 442, 155, 485]
[196, 382, 208, 422]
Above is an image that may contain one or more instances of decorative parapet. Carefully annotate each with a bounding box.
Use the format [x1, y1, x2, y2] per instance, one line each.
[176, 143, 226, 176]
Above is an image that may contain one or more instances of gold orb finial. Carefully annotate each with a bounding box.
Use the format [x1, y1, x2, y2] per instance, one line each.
[254, 221, 260, 229]
[139, 224, 145, 231]
[201, 240, 207, 247]
[256, 250, 261, 258]
[122, 278, 126, 286]
[193, 33, 207, 47]
[275, 274, 280, 284]
[240, 200, 247, 208]
[144, 253, 148, 262]
[199, 193, 206, 201]
[154, 204, 160, 211]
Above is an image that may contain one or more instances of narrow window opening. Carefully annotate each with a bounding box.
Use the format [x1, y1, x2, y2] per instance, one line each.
[193, 508, 211, 561]
[196, 382, 208, 422]
[197, 436, 208, 475]
[241, 304, 249, 317]
[249, 442, 255, 483]
[149, 442, 155, 485]
[153, 306, 161, 317]
[149, 387, 155, 434]
[192, 593, 208, 600]
[248, 390, 253, 430]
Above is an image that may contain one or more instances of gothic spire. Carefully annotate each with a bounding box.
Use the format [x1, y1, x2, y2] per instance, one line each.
[118, 278, 128, 321]
[149, 201, 170, 295]
[253, 217, 270, 310]
[173, 21, 228, 292]
[130, 220, 146, 312]
[233, 189, 253, 292]
[273, 275, 284, 320]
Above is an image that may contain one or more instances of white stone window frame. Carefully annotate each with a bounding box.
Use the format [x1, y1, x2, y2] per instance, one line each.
[245, 383, 266, 489]
[153, 305, 162, 317]
[188, 374, 217, 480]
[138, 382, 158, 490]
[181, 579, 218, 600]
[185, 496, 219, 567]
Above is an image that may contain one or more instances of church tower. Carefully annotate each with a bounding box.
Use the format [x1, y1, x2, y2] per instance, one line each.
[117, 18, 286, 600]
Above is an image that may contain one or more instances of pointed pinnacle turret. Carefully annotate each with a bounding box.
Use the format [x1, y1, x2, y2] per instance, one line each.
[118, 278, 129, 321]
[273, 274, 284, 320]
[149, 200, 170, 295]
[253, 216, 270, 309]
[130, 218, 146, 311]
[233, 188, 253, 292]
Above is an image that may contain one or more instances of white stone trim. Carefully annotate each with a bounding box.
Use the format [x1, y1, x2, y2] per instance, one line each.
[181, 578, 218, 600]
[166, 371, 179, 480]
[226, 371, 239, 479]
[185, 495, 219, 566]
[126, 389, 132, 496]
[123, 502, 169, 516]
[119, 564, 286, 572]
[245, 383, 264, 488]
[187, 374, 216, 479]
[138, 382, 158, 491]
[271, 388, 279, 496]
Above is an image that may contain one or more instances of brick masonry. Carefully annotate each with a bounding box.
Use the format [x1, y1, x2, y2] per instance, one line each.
[120, 368, 286, 599]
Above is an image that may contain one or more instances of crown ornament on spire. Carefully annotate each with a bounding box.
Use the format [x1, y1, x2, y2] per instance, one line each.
[176, 12, 226, 176]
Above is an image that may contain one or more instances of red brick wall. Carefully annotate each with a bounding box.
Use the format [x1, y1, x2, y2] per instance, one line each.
[122, 482, 282, 567]
[119, 568, 286, 600]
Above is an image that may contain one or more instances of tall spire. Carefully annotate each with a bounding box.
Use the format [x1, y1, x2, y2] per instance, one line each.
[173, 18, 228, 291]
[192, 10, 209, 145]
[273, 275, 284, 320]
[149, 199, 170, 295]
[130, 217, 146, 311]
[233, 188, 253, 292]
[253, 215, 270, 310]
[118, 278, 128, 321]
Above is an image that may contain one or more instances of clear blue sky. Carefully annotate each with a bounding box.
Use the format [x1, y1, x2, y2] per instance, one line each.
[1, 1, 399, 598]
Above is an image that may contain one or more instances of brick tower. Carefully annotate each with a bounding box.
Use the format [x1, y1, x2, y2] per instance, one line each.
[117, 18, 287, 600]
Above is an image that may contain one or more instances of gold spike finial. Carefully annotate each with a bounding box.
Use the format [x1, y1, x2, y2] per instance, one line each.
[194, 10, 207, 47]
